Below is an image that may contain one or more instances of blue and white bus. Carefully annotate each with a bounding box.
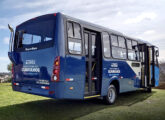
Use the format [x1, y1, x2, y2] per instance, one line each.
[8, 12, 159, 104]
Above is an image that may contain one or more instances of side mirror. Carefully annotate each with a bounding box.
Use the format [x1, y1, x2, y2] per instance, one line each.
[8, 24, 14, 32]
[8, 24, 14, 52]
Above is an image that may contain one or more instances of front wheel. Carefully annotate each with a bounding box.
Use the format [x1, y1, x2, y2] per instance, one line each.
[104, 84, 117, 105]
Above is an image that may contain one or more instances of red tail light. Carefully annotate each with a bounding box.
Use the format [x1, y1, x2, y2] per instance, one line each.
[12, 64, 14, 78]
[51, 56, 60, 82]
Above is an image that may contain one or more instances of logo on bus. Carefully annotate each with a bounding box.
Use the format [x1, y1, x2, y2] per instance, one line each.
[111, 63, 118, 67]
[108, 63, 120, 75]
[25, 60, 35, 65]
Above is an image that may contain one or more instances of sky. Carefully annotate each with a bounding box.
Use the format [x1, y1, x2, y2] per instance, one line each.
[0, 0, 165, 72]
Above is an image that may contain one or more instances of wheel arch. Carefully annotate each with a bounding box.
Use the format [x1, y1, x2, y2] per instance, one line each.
[109, 79, 120, 94]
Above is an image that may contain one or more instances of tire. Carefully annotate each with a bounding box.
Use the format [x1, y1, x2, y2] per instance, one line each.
[104, 84, 117, 105]
[146, 87, 152, 93]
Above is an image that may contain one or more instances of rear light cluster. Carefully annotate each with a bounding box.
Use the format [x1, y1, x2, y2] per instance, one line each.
[41, 86, 49, 90]
[12, 64, 14, 78]
[13, 82, 19, 86]
[51, 56, 60, 82]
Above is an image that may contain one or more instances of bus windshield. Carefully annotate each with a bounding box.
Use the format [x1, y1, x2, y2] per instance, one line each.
[15, 17, 55, 51]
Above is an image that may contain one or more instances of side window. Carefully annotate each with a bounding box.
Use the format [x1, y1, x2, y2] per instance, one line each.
[118, 36, 126, 48]
[67, 22, 74, 38]
[127, 39, 132, 49]
[132, 41, 138, 50]
[73, 23, 81, 39]
[126, 39, 139, 61]
[111, 35, 126, 59]
[67, 21, 82, 54]
[103, 32, 110, 57]
[111, 35, 118, 46]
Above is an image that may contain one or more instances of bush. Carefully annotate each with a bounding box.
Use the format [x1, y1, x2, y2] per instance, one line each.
[4, 77, 12, 83]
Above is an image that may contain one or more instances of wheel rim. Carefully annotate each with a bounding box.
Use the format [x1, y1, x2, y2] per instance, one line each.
[108, 88, 115, 103]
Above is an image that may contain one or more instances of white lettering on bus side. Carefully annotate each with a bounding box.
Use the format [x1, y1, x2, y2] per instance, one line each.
[36, 80, 50, 85]
[22, 67, 40, 72]
[25, 47, 37, 51]
[108, 70, 120, 74]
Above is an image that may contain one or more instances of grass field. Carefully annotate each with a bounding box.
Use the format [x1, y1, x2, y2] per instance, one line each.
[0, 83, 165, 120]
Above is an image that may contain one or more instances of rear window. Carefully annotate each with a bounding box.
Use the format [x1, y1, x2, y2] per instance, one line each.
[15, 17, 55, 51]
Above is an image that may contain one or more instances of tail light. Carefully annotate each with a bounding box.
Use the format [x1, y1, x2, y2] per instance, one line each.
[12, 63, 14, 78]
[41, 86, 49, 90]
[51, 56, 60, 82]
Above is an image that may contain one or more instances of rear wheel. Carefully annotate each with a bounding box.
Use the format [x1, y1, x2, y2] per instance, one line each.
[104, 84, 117, 105]
[145, 87, 152, 93]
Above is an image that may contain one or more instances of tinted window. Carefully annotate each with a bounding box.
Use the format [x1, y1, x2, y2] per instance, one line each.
[33, 35, 41, 44]
[21, 34, 41, 46]
[44, 37, 52, 41]
[67, 22, 82, 54]
[118, 36, 126, 48]
[111, 35, 118, 46]
[22, 34, 32, 45]
[16, 18, 55, 51]
[103, 32, 110, 57]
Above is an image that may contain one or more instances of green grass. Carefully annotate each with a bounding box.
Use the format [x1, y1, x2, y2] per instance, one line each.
[0, 83, 165, 120]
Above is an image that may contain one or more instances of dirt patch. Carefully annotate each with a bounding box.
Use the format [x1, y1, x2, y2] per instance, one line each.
[155, 82, 165, 89]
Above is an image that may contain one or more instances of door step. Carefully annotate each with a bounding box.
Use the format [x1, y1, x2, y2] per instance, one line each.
[84, 94, 100, 99]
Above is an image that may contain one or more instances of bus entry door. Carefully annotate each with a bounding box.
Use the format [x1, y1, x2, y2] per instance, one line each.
[139, 44, 158, 88]
[84, 30, 102, 96]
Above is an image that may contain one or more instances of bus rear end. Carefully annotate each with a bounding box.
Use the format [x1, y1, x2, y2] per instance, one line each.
[8, 13, 60, 98]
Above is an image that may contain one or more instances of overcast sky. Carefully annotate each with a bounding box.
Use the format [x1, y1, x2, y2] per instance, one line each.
[0, 0, 165, 72]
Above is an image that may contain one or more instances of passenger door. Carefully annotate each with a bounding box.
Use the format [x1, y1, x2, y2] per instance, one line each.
[139, 44, 159, 87]
[84, 30, 102, 96]
[150, 46, 160, 87]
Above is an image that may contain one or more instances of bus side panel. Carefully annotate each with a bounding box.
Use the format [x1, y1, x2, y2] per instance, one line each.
[63, 55, 86, 99]
[101, 60, 138, 96]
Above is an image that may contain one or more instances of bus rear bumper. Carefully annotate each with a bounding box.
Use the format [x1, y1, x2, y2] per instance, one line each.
[12, 84, 52, 98]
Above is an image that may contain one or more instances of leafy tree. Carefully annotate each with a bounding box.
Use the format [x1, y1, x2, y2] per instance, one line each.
[7, 63, 12, 73]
